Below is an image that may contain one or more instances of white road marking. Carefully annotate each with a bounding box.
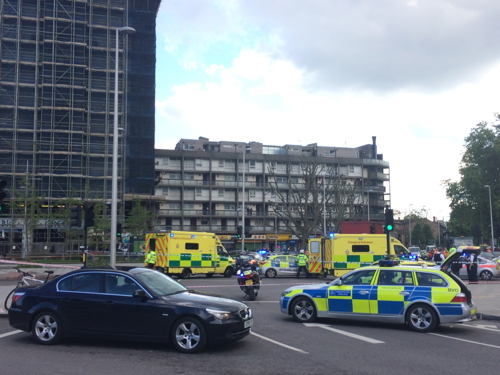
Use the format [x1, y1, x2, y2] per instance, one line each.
[0, 330, 22, 339]
[250, 331, 309, 354]
[429, 332, 500, 349]
[462, 324, 500, 332]
[304, 323, 385, 344]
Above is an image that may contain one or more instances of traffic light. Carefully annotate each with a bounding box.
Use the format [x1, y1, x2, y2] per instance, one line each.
[70, 205, 82, 227]
[84, 204, 95, 228]
[117, 223, 122, 237]
[370, 224, 376, 234]
[385, 208, 394, 231]
[0, 179, 7, 213]
[237, 225, 242, 238]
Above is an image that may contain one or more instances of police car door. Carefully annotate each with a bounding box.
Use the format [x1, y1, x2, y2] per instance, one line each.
[287, 256, 298, 275]
[375, 269, 415, 316]
[327, 269, 376, 317]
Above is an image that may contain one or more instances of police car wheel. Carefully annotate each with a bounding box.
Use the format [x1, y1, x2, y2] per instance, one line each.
[291, 297, 317, 323]
[171, 317, 207, 354]
[265, 268, 277, 278]
[406, 303, 438, 333]
[480, 270, 492, 280]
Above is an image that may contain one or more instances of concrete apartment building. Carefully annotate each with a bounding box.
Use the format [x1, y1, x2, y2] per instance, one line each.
[154, 137, 390, 251]
[0, 0, 159, 246]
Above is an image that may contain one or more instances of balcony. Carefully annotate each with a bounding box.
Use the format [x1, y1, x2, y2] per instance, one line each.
[368, 172, 390, 181]
[362, 159, 390, 168]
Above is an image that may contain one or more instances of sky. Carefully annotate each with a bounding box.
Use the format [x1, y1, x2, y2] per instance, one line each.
[153, 0, 500, 222]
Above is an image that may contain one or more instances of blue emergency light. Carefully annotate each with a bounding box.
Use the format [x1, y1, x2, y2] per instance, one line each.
[329, 232, 335, 238]
[379, 259, 400, 267]
[169, 233, 175, 237]
[259, 249, 267, 254]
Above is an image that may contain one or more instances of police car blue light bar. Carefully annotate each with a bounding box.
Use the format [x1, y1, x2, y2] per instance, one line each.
[379, 259, 400, 267]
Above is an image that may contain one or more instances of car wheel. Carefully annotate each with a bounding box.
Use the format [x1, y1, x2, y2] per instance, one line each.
[265, 268, 277, 278]
[171, 317, 207, 354]
[180, 268, 191, 279]
[223, 267, 233, 278]
[32, 311, 63, 345]
[406, 303, 438, 333]
[291, 297, 317, 323]
[480, 270, 493, 280]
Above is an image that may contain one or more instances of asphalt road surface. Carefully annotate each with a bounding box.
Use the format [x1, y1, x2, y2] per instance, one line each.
[1, 275, 499, 375]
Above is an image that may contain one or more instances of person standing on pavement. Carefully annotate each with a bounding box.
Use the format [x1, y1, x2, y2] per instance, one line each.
[296, 250, 310, 278]
[467, 252, 478, 283]
[144, 249, 157, 269]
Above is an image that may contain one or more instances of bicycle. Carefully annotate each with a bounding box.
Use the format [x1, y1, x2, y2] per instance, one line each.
[4, 267, 54, 311]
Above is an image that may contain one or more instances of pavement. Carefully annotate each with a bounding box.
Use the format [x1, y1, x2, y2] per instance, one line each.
[0, 261, 499, 321]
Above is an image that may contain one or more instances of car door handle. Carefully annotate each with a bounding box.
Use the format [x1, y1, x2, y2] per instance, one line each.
[358, 290, 370, 295]
[399, 291, 410, 296]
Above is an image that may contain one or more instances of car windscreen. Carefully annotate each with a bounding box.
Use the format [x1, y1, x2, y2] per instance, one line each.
[131, 269, 186, 296]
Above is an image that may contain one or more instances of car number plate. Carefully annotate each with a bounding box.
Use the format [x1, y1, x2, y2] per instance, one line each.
[244, 319, 253, 328]
[245, 279, 253, 285]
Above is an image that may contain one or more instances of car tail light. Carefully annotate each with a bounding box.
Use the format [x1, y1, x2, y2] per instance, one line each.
[11, 292, 25, 305]
[451, 293, 467, 303]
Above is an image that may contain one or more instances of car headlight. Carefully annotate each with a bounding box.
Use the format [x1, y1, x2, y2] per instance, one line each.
[281, 290, 292, 297]
[206, 308, 232, 320]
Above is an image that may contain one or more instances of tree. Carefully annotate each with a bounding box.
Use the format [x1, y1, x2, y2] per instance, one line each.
[445, 117, 500, 243]
[125, 199, 153, 237]
[266, 157, 361, 248]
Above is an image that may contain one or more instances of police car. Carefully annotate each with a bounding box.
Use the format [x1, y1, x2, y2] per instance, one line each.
[260, 255, 298, 278]
[280, 255, 477, 333]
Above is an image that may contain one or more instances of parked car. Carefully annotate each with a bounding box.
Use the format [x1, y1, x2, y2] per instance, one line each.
[457, 256, 499, 280]
[8, 267, 252, 353]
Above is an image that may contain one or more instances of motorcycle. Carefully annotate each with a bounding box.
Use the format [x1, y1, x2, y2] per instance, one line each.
[236, 260, 261, 301]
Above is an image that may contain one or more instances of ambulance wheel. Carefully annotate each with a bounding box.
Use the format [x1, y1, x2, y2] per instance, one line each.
[171, 316, 207, 354]
[265, 268, 277, 278]
[480, 270, 493, 280]
[206, 273, 214, 278]
[406, 303, 438, 333]
[223, 267, 233, 278]
[291, 297, 317, 323]
[180, 268, 191, 279]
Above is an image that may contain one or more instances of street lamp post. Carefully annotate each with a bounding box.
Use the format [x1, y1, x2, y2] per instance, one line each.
[437, 211, 441, 246]
[485, 185, 494, 250]
[323, 175, 326, 235]
[241, 146, 251, 252]
[111, 26, 135, 268]
[367, 190, 373, 222]
[409, 204, 413, 246]
[274, 215, 278, 252]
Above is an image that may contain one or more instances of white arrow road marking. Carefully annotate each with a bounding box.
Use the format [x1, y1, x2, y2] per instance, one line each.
[429, 333, 500, 349]
[250, 331, 309, 354]
[461, 324, 500, 332]
[0, 330, 22, 339]
[303, 323, 385, 344]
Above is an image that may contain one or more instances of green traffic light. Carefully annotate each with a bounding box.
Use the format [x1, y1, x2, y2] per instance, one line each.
[386, 224, 393, 231]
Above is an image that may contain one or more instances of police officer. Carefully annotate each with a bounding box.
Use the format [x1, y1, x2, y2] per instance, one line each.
[144, 249, 157, 269]
[433, 248, 445, 264]
[296, 250, 310, 278]
[467, 252, 478, 283]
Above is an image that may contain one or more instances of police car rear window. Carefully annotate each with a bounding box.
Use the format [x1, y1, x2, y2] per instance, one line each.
[416, 272, 448, 287]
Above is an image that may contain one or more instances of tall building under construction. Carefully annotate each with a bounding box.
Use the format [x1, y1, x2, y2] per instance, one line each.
[0, 0, 159, 202]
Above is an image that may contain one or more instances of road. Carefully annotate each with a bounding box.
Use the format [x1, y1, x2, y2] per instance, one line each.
[1, 275, 499, 375]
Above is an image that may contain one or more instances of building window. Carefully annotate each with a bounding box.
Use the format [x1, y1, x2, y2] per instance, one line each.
[162, 187, 168, 195]
[276, 176, 287, 183]
[196, 159, 202, 166]
[170, 173, 181, 179]
[348, 165, 355, 173]
[224, 204, 235, 210]
[249, 160, 256, 169]
[184, 203, 194, 209]
[218, 189, 224, 197]
[183, 143, 194, 150]
[218, 160, 224, 167]
[185, 174, 194, 180]
[196, 188, 202, 196]
[169, 203, 180, 209]
[224, 175, 235, 181]
[201, 219, 209, 225]
[249, 190, 256, 198]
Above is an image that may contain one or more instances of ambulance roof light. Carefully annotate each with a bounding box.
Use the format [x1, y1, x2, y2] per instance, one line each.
[329, 232, 334, 238]
[169, 233, 175, 237]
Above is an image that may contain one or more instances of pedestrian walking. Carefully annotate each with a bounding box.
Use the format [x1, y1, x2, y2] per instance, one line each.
[144, 248, 157, 269]
[296, 249, 310, 278]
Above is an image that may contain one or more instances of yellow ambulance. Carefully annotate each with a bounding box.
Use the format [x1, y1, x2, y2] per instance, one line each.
[308, 234, 410, 278]
[144, 231, 235, 278]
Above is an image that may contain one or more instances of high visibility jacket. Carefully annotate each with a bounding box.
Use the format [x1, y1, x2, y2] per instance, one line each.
[145, 251, 157, 265]
[296, 254, 308, 266]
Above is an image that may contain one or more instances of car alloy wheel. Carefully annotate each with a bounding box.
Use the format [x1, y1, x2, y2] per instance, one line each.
[291, 297, 317, 323]
[265, 268, 277, 278]
[32, 311, 63, 345]
[406, 303, 438, 333]
[171, 317, 207, 354]
[480, 270, 493, 280]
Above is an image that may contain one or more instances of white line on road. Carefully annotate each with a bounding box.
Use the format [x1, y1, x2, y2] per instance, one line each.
[429, 333, 500, 349]
[304, 323, 384, 344]
[250, 331, 309, 354]
[0, 330, 22, 339]
[460, 324, 500, 332]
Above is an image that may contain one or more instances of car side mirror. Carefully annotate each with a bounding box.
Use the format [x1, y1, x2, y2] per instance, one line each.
[133, 289, 147, 299]
[330, 278, 342, 285]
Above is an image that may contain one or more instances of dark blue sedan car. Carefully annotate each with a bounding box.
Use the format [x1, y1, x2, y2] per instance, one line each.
[8, 267, 252, 353]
